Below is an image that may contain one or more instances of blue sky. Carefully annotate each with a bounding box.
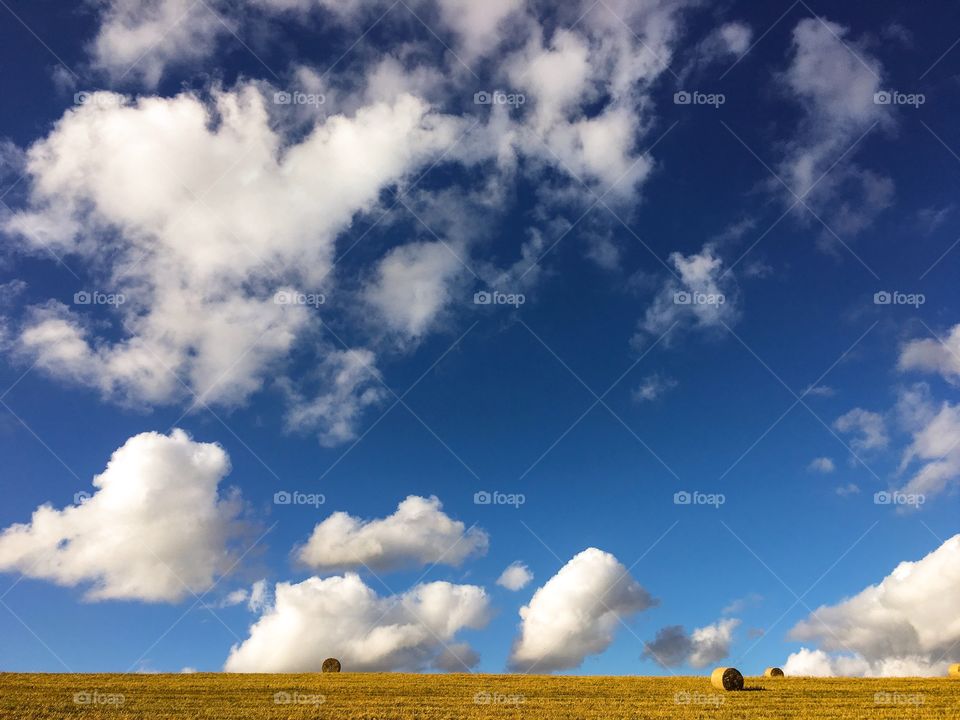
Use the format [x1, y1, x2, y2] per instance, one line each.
[0, 0, 959, 677]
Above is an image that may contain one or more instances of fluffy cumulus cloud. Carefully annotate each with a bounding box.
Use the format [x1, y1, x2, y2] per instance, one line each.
[224, 573, 490, 671]
[496, 561, 533, 591]
[6, 0, 705, 443]
[637, 243, 739, 342]
[297, 495, 488, 572]
[86, 0, 688, 208]
[6, 85, 464, 441]
[784, 535, 960, 676]
[643, 618, 739, 668]
[778, 17, 893, 235]
[508, 548, 656, 672]
[0, 429, 242, 602]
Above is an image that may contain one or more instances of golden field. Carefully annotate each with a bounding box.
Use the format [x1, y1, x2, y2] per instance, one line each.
[1, 672, 959, 719]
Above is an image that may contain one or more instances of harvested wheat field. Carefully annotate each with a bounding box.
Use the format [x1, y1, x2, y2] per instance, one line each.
[2, 673, 959, 720]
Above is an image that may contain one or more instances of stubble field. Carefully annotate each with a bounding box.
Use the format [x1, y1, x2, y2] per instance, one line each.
[1, 672, 958, 719]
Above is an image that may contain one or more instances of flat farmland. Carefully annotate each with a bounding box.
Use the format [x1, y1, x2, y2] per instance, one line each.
[2, 673, 959, 719]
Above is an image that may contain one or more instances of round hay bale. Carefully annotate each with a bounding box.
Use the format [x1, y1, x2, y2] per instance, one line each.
[321, 658, 341, 673]
[764, 667, 785, 677]
[710, 667, 744, 691]
[949, 663, 960, 678]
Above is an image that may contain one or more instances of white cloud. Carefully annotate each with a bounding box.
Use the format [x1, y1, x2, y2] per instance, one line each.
[91, 0, 229, 87]
[808, 457, 835, 473]
[435, 0, 525, 61]
[508, 547, 656, 672]
[495, 0, 687, 204]
[297, 495, 488, 573]
[833, 408, 888, 451]
[889, 347, 960, 501]
[20, 0, 693, 430]
[777, 18, 892, 235]
[219, 579, 270, 611]
[247, 579, 269, 612]
[828, 362, 960, 503]
[496, 561, 533, 591]
[365, 241, 465, 339]
[680, 21, 752, 79]
[0, 429, 242, 602]
[282, 348, 387, 447]
[896, 397, 960, 499]
[638, 244, 739, 340]
[898, 324, 960, 384]
[220, 588, 249, 608]
[224, 573, 489, 671]
[6, 85, 463, 441]
[632, 373, 677, 403]
[783, 647, 945, 678]
[716, 22, 752, 56]
[584, 230, 622, 271]
[785, 534, 960, 676]
[643, 618, 739, 668]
